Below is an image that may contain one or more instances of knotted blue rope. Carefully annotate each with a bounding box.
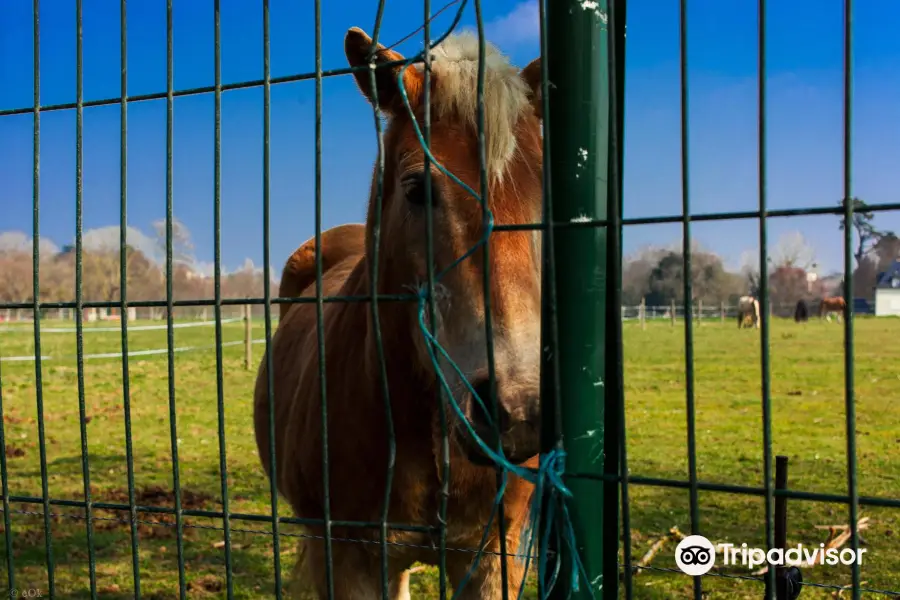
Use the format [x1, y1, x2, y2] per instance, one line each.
[388, 36, 597, 600]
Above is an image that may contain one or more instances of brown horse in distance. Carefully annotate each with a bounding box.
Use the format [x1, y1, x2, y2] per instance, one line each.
[253, 27, 546, 599]
[819, 296, 847, 322]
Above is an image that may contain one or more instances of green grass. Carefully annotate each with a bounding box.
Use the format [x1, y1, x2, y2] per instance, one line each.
[0, 316, 898, 598]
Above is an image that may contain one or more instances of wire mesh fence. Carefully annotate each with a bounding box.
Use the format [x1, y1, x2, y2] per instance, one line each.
[1, 0, 899, 599]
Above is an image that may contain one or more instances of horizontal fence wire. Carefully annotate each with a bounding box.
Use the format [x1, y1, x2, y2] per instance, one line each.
[2, 501, 898, 597]
[2, 0, 899, 598]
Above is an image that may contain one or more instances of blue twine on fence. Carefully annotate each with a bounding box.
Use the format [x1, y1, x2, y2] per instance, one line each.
[389, 36, 598, 600]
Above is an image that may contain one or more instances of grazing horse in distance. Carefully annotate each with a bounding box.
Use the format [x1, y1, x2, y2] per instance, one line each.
[794, 299, 809, 323]
[819, 296, 847, 322]
[253, 27, 546, 599]
[737, 295, 760, 329]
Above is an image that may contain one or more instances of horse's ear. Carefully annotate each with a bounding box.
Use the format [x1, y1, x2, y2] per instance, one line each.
[344, 26, 422, 115]
[520, 57, 543, 119]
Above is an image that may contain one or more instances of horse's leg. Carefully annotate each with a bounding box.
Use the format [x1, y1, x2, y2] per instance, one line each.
[293, 538, 397, 600]
[447, 549, 526, 600]
[388, 569, 411, 600]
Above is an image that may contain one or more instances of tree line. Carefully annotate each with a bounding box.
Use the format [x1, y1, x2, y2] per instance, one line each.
[0, 220, 276, 315]
[1, 198, 897, 313]
[0, 246, 275, 305]
[623, 198, 899, 310]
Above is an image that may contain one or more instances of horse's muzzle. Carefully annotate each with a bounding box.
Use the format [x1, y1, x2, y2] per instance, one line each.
[455, 379, 541, 467]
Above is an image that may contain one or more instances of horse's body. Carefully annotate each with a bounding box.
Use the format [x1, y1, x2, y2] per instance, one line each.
[737, 295, 760, 329]
[277, 223, 367, 321]
[819, 296, 846, 322]
[254, 28, 546, 599]
[794, 299, 809, 322]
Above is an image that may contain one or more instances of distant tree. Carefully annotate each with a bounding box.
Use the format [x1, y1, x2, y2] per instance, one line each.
[621, 246, 667, 306]
[769, 265, 811, 307]
[644, 248, 739, 307]
[873, 233, 900, 272]
[769, 231, 816, 270]
[0, 252, 34, 303]
[740, 231, 818, 299]
[838, 197, 895, 267]
[852, 259, 878, 301]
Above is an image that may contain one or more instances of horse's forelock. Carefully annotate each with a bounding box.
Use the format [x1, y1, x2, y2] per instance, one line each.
[417, 31, 533, 182]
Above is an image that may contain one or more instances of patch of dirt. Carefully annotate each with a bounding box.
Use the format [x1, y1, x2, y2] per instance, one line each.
[5, 444, 25, 458]
[92, 485, 217, 540]
[99, 484, 216, 510]
[99, 584, 122, 594]
[10, 527, 47, 551]
[187, 575, 224, 594]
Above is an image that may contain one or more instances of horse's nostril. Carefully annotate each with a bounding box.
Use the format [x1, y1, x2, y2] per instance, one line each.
[469, 379, 507, 430]
[471, 379, 493, 405]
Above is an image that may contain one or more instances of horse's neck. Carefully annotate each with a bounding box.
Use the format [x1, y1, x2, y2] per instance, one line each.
[344, 257, 434, 401]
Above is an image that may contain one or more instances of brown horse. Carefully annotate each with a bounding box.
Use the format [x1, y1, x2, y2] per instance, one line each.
[277, 223, 366, 321]
[819, 296, 847, 322]
[253, 27, 545, 599]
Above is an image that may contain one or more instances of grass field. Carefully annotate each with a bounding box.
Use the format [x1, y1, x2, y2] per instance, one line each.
[0, 315, 898, 598]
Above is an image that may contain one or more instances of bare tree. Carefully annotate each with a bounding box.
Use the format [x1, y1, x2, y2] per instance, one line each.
[769, 231, 816, 270]
[0, 252, 34, 302]
[738, 249, 768, 297]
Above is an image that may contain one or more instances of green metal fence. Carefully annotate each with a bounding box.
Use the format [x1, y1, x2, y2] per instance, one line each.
[1, 0, 900, 599]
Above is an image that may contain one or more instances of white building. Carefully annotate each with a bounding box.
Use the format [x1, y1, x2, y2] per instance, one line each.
[874, 260, 900, 317]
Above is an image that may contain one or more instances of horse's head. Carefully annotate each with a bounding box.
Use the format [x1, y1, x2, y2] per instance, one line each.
[345, 27, 544, 466]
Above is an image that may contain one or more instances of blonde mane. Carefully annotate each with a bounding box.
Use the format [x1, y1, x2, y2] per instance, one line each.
[419, 30, 531, 181]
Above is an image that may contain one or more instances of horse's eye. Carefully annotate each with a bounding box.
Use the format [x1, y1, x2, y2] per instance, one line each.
[401, 173, 439, 206]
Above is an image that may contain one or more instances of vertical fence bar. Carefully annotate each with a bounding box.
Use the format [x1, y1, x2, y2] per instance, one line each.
[212, 1, 234, 595]
[770, 455, 788, 599]
[756, 0, 776, 596]
[0, 358, 12, 594]
[30, 0, 56, 594]
[244, 303, 252, 369]
[841, 0, 861, 596]
[418, 3, 450, 597]
[118, 1, 142, 595]
[605, 0, 630, 596]
[74, 0, 99, 594]
[361, 6, 395, 599]
[544, 0, 611, 596]
[164, 1, 188, 596]
[678, 2, 702, 597]
[471, 1, 510, 595]
[537, 0, 564, 594]
[261, 1, 284, 596]
[312, 0, 335, 595]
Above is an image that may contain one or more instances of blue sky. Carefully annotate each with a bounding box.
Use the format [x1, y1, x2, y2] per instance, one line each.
[1, 0, 898, 277]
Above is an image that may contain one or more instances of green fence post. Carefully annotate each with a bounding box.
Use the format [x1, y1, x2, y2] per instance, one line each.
[542, 0, 619, 597]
